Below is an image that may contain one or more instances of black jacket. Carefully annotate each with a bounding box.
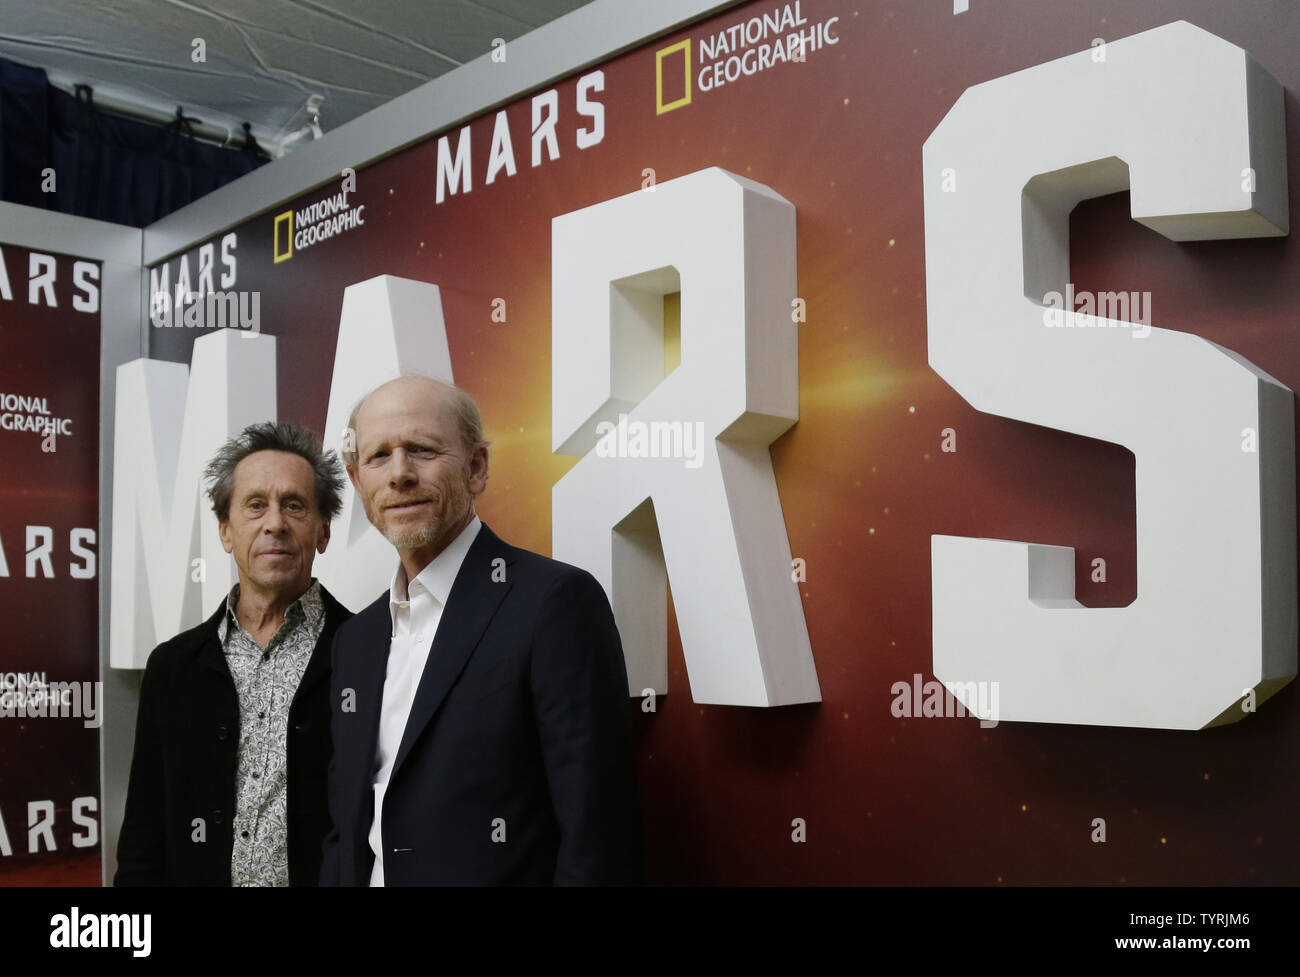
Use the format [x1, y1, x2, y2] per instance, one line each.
[114, 585, 351, 885]
[321, 523, 641, 885]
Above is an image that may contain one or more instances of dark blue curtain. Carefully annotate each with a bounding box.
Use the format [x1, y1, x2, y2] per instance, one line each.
[0, 55, 268, 227]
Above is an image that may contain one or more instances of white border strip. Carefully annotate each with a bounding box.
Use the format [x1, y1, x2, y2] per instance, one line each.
[143, 0, 742, 265]
[0, 201, 144, 887]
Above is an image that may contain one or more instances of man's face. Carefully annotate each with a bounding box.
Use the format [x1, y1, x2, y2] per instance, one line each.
[348, 380, 489, 560]
[219, 450, 330, 600]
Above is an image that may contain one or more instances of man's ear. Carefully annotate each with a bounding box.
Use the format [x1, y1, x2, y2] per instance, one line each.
[317, 518, 331, 554]
[468, 444, 490, 495]
[346, 463, 362, 494]
[218, 520, 234, 554]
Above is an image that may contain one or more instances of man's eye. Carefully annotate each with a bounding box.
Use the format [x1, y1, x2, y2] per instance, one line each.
[248, 500, 265, 511]
[285, 501, 305, 513]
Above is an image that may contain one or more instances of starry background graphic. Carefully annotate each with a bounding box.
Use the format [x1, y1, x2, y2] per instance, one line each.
[138, 0, 1300, 884]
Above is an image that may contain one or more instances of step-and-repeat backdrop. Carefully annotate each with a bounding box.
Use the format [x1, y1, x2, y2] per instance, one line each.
[0, 243, 101, 883]
[20, 0, 1300, 884]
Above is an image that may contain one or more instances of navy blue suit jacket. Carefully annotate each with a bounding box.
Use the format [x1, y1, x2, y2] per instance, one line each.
[320, 522, 641, 885]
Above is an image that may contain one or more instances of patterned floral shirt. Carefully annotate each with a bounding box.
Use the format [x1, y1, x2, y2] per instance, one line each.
[217, 579, 325, 887]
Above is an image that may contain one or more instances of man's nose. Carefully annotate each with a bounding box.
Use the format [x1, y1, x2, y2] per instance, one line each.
[263, 503, 288, 532]
[388, 448, 417, 485]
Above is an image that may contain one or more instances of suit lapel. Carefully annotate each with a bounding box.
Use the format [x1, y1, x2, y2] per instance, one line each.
[348, 596, 393, 805]
[389, 523, 516, 786]
[294, 586, 348, 703]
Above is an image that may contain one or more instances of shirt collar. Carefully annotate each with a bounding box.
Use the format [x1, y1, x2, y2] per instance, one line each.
[218, 578, 324, 643]
[387, 514, 482, 631]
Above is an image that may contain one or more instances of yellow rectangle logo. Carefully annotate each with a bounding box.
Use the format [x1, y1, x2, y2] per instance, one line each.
[273, 211, 294, 263]
[656, 39, 692, 115]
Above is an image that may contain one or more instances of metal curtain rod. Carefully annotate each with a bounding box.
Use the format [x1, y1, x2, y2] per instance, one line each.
[49, 79, 268, 153]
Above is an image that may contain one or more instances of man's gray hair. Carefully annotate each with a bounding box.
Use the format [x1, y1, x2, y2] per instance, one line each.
[204, 421, 345, 522]
[342, 375, 489, 469]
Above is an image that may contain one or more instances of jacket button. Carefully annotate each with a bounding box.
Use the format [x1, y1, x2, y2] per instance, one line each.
[216, 726, 229, 741]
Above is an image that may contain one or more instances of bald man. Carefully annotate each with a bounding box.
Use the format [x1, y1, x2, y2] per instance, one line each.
[320, 377, 641, 885]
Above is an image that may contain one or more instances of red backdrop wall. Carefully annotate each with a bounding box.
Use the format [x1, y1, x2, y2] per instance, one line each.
[0, 243, 101, 884]
[144, 0, 1300, 884]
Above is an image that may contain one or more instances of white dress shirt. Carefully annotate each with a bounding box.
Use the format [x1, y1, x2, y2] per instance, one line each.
[369, 514, 482, 886]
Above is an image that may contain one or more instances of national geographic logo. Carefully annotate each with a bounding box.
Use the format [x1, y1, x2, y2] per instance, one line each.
[272, 191, 366, 264]
[655, 2, 838, 112]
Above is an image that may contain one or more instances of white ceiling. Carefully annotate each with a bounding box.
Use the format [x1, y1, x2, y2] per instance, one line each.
[0, 0, 595, 154]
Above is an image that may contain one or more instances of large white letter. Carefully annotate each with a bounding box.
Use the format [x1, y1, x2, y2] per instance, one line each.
[552, 167, 819, 706]
[110, 331, 276, 668]
[923, 22, 1293, 729]
[435, 127, 471, 204]
[312, 276, 454, 610]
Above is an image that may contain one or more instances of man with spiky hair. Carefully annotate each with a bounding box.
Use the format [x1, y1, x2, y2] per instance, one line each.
[116, 422, 352, 886]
